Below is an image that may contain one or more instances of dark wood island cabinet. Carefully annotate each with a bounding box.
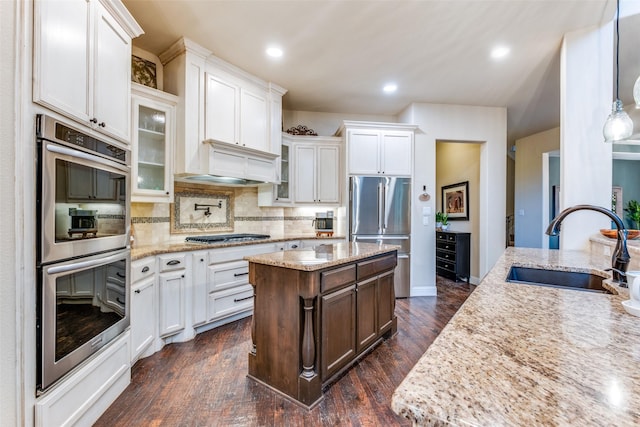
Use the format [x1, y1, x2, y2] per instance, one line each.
[245, 242, 398, 408]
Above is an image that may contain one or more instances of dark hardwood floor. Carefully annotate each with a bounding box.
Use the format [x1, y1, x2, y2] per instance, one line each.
[95, 277, 475, 426]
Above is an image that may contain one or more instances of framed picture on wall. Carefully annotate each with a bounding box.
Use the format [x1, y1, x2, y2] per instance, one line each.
[442, 181, 469, 220]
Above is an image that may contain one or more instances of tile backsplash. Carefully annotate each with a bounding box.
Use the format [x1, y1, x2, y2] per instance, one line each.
[131, 183, 345, 246]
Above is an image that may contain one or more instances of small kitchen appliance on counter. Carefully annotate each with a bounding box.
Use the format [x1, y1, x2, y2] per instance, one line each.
[314, 211, 334, 237]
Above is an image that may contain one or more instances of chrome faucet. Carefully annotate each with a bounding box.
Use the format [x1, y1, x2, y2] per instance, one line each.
[545, 204, 630, 286]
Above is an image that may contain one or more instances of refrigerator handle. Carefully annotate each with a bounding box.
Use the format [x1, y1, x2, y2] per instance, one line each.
[377, 182, 383, 232]
[382, 181, 387, 231]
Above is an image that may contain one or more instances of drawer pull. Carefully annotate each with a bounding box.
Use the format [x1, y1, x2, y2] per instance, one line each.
[141, 266, 150, 273]
[234, 295, 254, 303]
[234, 272, 249, 277]
[116, 272, 125, 278]
[167, 260, 181, 266]
[134, 289, 141, 294]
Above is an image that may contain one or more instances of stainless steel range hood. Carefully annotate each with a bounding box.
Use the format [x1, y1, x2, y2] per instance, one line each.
[175, 174, 268, 187]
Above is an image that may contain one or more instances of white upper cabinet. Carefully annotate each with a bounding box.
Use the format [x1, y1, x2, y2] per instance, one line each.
[161, 38, 286, 175]
[342, 121, 417, 177]
[293, 137, 342, 205]
[131, 83, 179, 203]
[205, 70, 269, 152]
[34, 0, 143, 143]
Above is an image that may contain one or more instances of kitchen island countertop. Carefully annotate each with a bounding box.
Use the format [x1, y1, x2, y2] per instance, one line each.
[244, 241, 399, 271]
[392, 247, 640, 426]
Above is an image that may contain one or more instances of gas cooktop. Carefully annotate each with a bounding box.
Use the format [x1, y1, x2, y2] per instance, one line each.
[185, 234, 271, 244]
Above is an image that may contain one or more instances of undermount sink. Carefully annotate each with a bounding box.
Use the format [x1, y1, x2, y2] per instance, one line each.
[506, 266, 612, 294]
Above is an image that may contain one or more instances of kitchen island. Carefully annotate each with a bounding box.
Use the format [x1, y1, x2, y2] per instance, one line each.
[245, 242, 399, 408]
[392, 247, 640, 426]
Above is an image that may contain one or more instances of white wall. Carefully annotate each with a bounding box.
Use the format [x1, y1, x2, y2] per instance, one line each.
[514, 127, 560, 248]
[559, 23, 613, 249]
[1, 0, 18, 424]
[283, 110, 395, 136]
[399, 103, 507, 295]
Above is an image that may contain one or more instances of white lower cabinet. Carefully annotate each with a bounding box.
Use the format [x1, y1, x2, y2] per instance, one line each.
[208, 284, 254, 321]
[157, 254, 187, 338]
[130, 257, 156, 363]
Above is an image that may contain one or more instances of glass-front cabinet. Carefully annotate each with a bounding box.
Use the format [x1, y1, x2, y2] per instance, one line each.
[276, 141, 291, 201]
[258, 135, 291, 206]
[131, 83, 178, 203]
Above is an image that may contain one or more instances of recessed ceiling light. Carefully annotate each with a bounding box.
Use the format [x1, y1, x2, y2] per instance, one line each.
[266, 46, 283, 58]
[490, 46, 510, 60]
[383, 83, 397, 93]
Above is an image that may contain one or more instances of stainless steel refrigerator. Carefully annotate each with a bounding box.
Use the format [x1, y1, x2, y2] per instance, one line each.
[349, 176, 411, 297]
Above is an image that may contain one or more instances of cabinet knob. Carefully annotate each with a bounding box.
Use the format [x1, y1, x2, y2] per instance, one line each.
[200, 258, 204, 262]
[166, 191, 170, 195]
[90, 118, 97, 124]
[99, 122, 106, 128]
[134, 289, 141, 294]
[181, 274, 185, 278]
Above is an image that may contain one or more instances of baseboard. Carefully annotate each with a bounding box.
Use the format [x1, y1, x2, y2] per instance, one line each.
[407, 285, 437, 297]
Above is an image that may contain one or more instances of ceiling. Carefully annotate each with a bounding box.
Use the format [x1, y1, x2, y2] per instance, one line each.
[122, 0, 632, 145]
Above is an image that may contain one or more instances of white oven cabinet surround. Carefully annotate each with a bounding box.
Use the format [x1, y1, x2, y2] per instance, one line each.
[340, 121, 417, 177]
[131, 83, 179, 203]
[33, 0, 143, 144]
[161, 37, 287, 176]
[35, 331, 131, 427]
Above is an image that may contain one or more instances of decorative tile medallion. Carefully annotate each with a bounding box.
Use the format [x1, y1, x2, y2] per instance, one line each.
[170, 189, 234, 233]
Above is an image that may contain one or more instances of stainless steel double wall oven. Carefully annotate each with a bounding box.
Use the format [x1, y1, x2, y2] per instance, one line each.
[36, 115, 131, 393]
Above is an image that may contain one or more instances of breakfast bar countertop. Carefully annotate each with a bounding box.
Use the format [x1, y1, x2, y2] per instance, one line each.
[391, 247, 640, 426]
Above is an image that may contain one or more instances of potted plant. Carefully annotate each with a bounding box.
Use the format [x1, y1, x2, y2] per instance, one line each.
[436, 211, 448, 231]
[624, 200, 640, 230]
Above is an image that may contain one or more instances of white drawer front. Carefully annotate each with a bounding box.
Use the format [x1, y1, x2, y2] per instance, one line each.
[208, 285, 253, 321]
[131, 257, 156, 283]
[208, 260, 249, 293]
[158, 253, 186, 272]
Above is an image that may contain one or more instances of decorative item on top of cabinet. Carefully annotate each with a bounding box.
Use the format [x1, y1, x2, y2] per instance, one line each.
[286, 125, 318, 136]
[435, 231, 471, 283]
[33, 0, 143, 143]
[339, 121, 417, 177]
[131, 83, 179, 203]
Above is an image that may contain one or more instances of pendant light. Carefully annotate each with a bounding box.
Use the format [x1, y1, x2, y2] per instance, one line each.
[603, 0, 634, 142]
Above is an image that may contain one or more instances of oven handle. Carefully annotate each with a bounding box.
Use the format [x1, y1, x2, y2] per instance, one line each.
[46, 142, 129, 173]
[47, 251, 127, 275]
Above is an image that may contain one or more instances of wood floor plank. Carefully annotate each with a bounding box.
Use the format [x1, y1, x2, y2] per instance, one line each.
[95, 277, 474, 426]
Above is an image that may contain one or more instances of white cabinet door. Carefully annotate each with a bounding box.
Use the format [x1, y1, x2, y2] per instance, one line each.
[34, 0, 136, 143]
[33, 0, 91, 124]
[347, 130, 380, 175]
[158, 270, 186, 337]
[381, 131, 412, 176]
[131, 84, 178, 203]
[93, 1, 132, 142]
[317, 146, 340, 203]
[240, 89, 268, 151]
[192, 252, 208, 327]
[131, 275, 156, 363]
[205, 73, 239, 145]
[294, 145, 317, 203]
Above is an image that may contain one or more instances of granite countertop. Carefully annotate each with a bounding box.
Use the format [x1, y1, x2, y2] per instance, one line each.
[130, 235, 346, 261]
[392, 247, 640, 426]
[245, 241, 399, 272]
